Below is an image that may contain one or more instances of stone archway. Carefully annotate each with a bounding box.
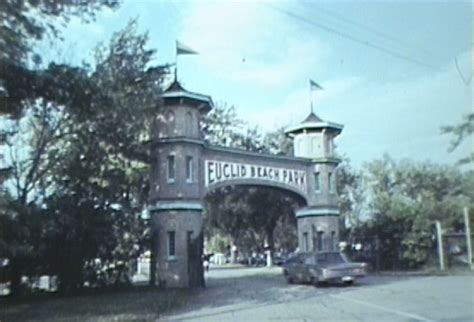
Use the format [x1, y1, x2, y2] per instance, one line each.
[149, 81, 343, 287]
[204, 182, 308, 265]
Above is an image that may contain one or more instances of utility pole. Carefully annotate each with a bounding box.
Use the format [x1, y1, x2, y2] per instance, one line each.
[435, 221, 445, 271]
[463, 207, 472, 270]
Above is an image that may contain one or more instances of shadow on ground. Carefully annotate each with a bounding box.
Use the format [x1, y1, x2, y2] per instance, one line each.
[161, 266, 416, 321]
[0, 286, 196, 322]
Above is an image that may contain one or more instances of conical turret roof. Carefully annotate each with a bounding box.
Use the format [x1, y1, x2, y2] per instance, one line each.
[302, 111, 323, 123]
[162, 80, 213, 113]
[164, 79, 186, 92]
[285, 111, 343, 137]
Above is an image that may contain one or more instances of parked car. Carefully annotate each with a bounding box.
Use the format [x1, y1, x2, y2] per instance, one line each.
[282, 252, 367, 286]
[273, 253, 289, 266]
[239, 253, 266, 266]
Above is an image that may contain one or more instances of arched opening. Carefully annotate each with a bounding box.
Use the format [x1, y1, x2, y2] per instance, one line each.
[203, 184, 306, 268]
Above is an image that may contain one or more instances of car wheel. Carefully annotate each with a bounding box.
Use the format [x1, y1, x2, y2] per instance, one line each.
[284, 271, 294, 284]
[310, 276, 319, 286]
[343, 280, 354, 286]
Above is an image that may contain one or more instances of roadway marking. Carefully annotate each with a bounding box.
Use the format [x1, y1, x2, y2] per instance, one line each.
[330, 294, 435, 322]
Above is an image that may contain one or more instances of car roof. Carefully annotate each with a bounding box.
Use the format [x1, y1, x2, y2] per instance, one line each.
[296, 251, 341, 256]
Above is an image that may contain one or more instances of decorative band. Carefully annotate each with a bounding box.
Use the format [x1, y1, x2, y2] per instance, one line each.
[149, 201, 204, 212]
[295, 208, 339, 217]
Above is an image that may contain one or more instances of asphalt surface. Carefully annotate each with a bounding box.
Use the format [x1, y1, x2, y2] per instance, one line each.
[161, 266, 474, 322]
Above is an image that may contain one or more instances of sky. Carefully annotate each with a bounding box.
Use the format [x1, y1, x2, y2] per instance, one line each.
[44, 0, 472, 169]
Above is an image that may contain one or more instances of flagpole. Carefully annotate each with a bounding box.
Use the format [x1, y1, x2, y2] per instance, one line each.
[175, 40, 198, 83]
[175, 41, 178, 82]
[309, 79, 323, 114]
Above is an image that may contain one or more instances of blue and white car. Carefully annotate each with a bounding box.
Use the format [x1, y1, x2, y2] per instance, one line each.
[282, 252, 367, 286]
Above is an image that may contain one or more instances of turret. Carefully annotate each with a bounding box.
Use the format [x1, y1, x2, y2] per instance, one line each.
[155, 80, 213, 141]
[285, 111, 343, 160]
[285, 111, 344, 252]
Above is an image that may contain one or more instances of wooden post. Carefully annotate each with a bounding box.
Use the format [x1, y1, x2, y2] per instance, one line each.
[463, 207, 473, 270]
[435, 221, 445, 271]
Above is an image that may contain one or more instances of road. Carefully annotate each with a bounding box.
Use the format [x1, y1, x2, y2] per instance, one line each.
[160, 266, 474, 322]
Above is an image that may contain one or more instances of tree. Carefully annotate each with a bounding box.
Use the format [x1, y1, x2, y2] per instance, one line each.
[203, 108, 303, 258]
[40, 20, 165, 292]
[350, 155, 473, 269]
[204, 186, 252, 249]
[246, 187, 302, 254]
[262, 127, 293, 156]
[442, 113, 474, 165]
[0, 19, 167, 294]
[1, 92, 80, 295]
[1, 2, 120, 295]
[202, 103, 245, 148]
[336, 157, 365, 238]
[1, 0, 119, 117]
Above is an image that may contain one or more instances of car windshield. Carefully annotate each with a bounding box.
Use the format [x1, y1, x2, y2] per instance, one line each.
[316, 253, 347, 265]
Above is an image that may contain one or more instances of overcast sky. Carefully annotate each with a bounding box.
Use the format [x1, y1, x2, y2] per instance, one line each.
[47, 0, 472, 169]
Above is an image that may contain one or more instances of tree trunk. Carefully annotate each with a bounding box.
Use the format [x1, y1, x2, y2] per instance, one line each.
[8, 258, 23, 297]
[265, 228, 275, 267]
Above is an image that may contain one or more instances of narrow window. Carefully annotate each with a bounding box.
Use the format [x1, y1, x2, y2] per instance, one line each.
[303, 232, 309, 252]
[167, 231, 176, 258]
[187, 231, 193, 242]
[328, 139, 334, 156]
[186, 112, 193, 136]
[167, 111, 175, 135]
[167, 155, 175, 182]
[167, 111, 175, 122]
[330, 231, 336, 251]
[317, 231, 323, 251]
[314, 172, 321, 192]
[297, 138, 304, 155]
[312, 225, 317, 251]
[187, 231, 193, 250]
[328, 172, 333, 193]
[186, 156, 193, 183]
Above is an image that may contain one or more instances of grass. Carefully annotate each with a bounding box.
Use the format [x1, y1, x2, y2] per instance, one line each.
[0, 286, 196, 322]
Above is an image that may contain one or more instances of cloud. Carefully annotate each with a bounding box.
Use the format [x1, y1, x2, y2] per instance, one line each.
[242, 48, 472, 168]
[179, 1, 330, 89]
[243, 76, 364, 129]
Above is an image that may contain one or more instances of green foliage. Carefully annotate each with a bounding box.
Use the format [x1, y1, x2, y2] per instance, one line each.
[205, 233, 230, 254]
[204, 185, 301, 254]
[202, 103, 245, 148]
[1, 19, 164, 294]
[0, 0, 118, 117]
[336, 157, 364, 235]
[441, 113, 474, 165]
[348, 155, 473, 269]
[203, 107, 302, 255]
[1, 0, 118, 64]
[262, 127, 294, 156]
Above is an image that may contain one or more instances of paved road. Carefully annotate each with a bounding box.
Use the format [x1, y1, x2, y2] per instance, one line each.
[161, 266, 474, 322]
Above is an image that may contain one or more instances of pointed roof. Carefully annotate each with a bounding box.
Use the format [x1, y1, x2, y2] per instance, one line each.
[164, 79, 186, 92]
[303, 111, 323, 123]
[285, 111, 343, 137]
[162, 80, 213, 113]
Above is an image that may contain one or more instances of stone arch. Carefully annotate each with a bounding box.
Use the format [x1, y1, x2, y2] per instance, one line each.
[150, 80, 343, 288]
[204, 179, 308, 206]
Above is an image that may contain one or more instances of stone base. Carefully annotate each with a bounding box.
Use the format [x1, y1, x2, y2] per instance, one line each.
[296, 211, 339, 252]
[151, 209, 204, 288]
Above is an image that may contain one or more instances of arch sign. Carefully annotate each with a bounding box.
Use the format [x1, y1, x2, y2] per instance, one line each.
[205, 160, 307, 194]
[149, 80, 344, 288]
